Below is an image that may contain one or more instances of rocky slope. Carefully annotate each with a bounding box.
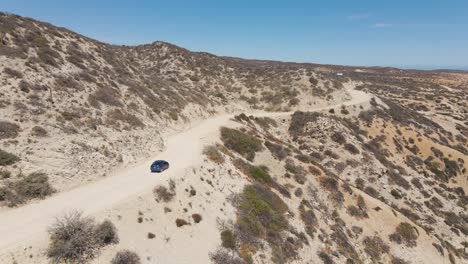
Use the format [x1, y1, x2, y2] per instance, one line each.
[0, 12, 347, 196]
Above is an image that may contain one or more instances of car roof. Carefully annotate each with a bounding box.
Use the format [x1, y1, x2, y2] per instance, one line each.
[153, 160, 167, 164]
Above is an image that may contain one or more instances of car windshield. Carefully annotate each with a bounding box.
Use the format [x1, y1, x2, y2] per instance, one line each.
[153, 161, 164, 166]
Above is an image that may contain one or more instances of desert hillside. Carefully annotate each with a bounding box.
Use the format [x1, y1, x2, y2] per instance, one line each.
[0, 13, 467, 264]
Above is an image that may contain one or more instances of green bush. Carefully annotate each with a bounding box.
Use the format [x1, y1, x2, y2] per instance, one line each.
[0, 149, 19, 166]
[249, 165, 272, 184]
[233, 159, 273, 185]
[220, 230, 236, 250]
[389, 222, 418, 247]
[14, 172, 54, 199]
[237, 184, 288, 239]
[220, 127, 263, 161]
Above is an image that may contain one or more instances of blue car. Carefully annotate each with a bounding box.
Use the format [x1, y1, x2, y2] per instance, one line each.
[151, 160, 170, 173]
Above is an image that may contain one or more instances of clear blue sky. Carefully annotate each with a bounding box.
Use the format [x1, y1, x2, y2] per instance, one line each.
[2, 0, 468, 69]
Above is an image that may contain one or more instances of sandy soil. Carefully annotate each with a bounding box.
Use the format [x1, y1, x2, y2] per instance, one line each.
[0, 88, 372, 263]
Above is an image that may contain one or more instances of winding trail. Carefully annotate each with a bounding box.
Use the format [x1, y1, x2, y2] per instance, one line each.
[0, 89, 371, 253]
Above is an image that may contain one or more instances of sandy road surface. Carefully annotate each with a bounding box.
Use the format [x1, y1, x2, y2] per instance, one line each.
[0, 88, 371, 253]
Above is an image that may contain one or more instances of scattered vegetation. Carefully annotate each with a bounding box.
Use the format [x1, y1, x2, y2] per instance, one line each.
[220, 127, 263, 161]
[153, 180, 176, 202]
[203, 145, 225, 164]
[265, 141, 290, 160]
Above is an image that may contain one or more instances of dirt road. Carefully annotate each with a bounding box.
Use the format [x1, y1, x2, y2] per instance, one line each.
[0, 88, 371, 253]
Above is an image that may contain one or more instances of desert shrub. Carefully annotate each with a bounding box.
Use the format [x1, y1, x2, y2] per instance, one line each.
[285, 160, 307, 184]
[233, 159, 273, 185]
[254, 117, 277, 129]
[347, 204, 368, 219]
[88, 86, 122, 107]
[220, 230, 237, 250]
[47, 212, 112, 263]
[390, 189, 402, 199]
[330, 224, 360, 262]
[0, 148, 20, 166]
[0, 169, 11, 179]
[340, 107, 349, 115]
[220, 127, 263, 161]
[299, 203, 317, 237]
[265, 141, 290, 160]
[236, 184, 288, 240]
[111, 250, 141, 264]
[94, 220, 119, 245]
[234, 113, 250, 122]
[106, 109, 145, 129]
[308, 165, 321, 176]
[318, 250, 334, 264]
[319, 177, 343, 205]
[250, 165, 273, 184]
[19, 80, 30, 93]
[0, 121, 20, 139]
[289, 111, 320, 136]
[324, 149, 339, 159]
[153, 185, 175, 202]
[3, 67, 22, 78]
[210, 249, 243, 264]
[391, 256, 410, 264]
[192, 213, 202, 223]
[355, 178, 365, 190]
[363, 236, 389, 261]
[344, 143, 360, 154]
[175, 218, 189, 227]
[389, 222, 418, 247]
[364, 186, 379, 198]
[147, 232, 156, 239]
[294, 188, 303, 197]
[331, 132, 346, 145]
[14, 172, 54, 199]
[203, 145, 225, 164]
[31, 125, 48, 137]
